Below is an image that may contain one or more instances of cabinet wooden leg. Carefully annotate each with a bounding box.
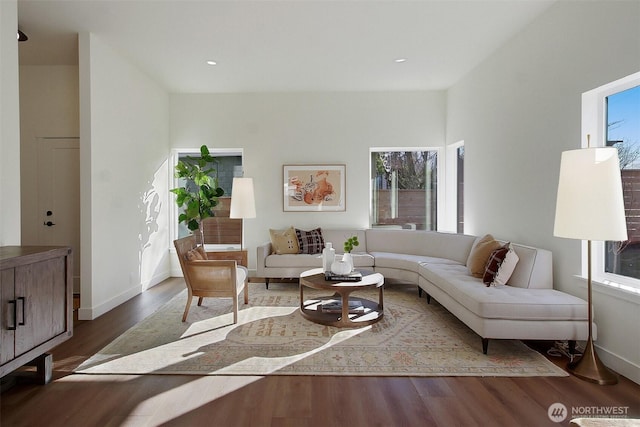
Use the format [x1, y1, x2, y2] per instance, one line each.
[28, 353, 53, 384]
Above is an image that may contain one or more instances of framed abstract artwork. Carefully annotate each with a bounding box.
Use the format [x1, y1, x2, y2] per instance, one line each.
[283, 164, 346, 211]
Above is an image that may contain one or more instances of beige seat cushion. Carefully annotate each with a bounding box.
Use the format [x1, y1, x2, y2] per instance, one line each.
[265, 252, 374, 268]
[419, 263, 588, 321]
[370, 252, 458, 273]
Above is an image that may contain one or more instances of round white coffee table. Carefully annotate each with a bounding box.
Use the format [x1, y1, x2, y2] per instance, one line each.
[299, 268, 384, 328]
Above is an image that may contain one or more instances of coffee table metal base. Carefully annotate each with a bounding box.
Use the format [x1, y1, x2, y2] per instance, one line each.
[299, 269, 384, 328]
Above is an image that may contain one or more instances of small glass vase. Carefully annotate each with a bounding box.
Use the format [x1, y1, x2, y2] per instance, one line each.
[342, 252, 353, 272]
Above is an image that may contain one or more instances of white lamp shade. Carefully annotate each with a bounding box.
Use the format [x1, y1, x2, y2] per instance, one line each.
[554, 147, 628, 241]
[230, 177, 256, 219]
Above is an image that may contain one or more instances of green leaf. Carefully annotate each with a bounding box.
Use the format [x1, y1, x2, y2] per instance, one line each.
[343, 235, 359, 253]
[175, 192, 187, 206]
[186, 199, 200, 216]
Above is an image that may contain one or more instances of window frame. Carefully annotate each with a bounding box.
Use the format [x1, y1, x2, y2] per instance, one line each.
[445, 141, 464, 233]
[368, 146, 444, 231]
[582, 71, 640, 297]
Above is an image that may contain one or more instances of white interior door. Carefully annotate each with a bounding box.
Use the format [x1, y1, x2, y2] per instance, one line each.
[37, 138, 81, 293]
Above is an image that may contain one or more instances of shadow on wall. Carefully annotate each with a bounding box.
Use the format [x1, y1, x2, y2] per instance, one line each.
[138, 158, 170, 290]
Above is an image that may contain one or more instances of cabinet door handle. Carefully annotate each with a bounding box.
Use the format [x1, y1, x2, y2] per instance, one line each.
[7, 299, 17, 330]
[18, 296, 26, 326]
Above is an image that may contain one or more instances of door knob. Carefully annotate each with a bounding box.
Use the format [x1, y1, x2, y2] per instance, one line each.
[44, 221, 55, 226]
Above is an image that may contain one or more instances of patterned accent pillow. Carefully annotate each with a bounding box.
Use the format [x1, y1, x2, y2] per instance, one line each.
[295, 227, 325, 254]
[492, 248, 519, 286]
[482, 243, 510, 286]
[269, 227, 300, 254]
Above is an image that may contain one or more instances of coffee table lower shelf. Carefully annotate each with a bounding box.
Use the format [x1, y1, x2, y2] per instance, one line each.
[300, 295, 383, 327]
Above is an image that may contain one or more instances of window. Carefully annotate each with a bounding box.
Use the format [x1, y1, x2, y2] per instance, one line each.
[370, 149, 440, 230]
[456, 145, 465, 233]
[605, 85, 640, 280]
[172, 149, 243, 247]
[583, 71, 640, 293]
[445, 141, 464, 233]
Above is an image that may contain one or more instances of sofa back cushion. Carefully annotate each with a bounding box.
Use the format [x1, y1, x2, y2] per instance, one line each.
[321, 229, 368, 253]
[507, 243, 553, 289]
[365, 229, 476, 265]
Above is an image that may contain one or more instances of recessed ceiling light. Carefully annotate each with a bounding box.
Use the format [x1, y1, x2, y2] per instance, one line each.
[206, 60, 217, 66]
[394, 58, 407, 63]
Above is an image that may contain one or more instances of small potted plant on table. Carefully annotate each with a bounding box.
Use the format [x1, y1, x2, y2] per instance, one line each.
[340, 235, 359, 272]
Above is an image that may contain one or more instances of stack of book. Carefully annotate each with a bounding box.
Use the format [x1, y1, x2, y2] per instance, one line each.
[321, 299, 365, 314]
[324, 271, 362, 282]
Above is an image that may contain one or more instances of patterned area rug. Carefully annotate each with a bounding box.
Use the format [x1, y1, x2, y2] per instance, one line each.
[75, 282, 568, 377]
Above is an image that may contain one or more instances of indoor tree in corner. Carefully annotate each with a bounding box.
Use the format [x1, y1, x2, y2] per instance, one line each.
[170, 145, 224, 245]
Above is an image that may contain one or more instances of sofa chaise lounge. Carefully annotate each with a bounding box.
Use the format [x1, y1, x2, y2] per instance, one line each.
[257, 228, 591, 354]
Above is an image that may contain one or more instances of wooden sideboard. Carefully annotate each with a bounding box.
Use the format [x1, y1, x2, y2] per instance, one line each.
[0, 246, 73, 384]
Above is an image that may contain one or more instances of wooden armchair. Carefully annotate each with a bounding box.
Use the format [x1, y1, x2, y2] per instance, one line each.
[174, 235, 249, 323]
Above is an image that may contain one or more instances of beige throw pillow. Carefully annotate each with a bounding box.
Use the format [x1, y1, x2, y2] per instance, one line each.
[185, 248, 205, 261]
[467, 234, 502, 278]
[269, 227, 300, 254]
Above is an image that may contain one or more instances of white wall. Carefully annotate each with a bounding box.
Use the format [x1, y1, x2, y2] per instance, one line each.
[446, 1, 640, 383]
[170, 91, 446, 272]
[77, 33, 171, 320]
[0, 0, 21, 245]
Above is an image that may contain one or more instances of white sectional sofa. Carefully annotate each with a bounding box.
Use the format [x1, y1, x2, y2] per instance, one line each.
[256, 228, 591, 354]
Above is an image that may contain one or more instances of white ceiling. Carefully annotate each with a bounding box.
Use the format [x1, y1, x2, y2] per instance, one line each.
[17, 0, 555, 93]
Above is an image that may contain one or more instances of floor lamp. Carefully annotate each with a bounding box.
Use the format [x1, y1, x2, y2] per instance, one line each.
[554, 146, 627, 385]
[230, 177, 256, 251]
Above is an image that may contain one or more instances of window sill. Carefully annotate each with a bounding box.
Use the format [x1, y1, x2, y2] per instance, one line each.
[574, 275, 640, 305]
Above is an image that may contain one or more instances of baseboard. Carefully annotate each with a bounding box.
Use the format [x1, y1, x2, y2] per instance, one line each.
[596, 343, 640, 385]
[77, 269, 171, 320]
[77, 284, 142, 320]
[142, 269, 170, 290]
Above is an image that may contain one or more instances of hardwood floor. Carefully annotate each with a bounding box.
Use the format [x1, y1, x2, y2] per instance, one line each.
[1, 278, 638, 427]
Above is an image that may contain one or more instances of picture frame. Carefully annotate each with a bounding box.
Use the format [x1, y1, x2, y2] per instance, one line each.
[283, 164, 346, 212]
